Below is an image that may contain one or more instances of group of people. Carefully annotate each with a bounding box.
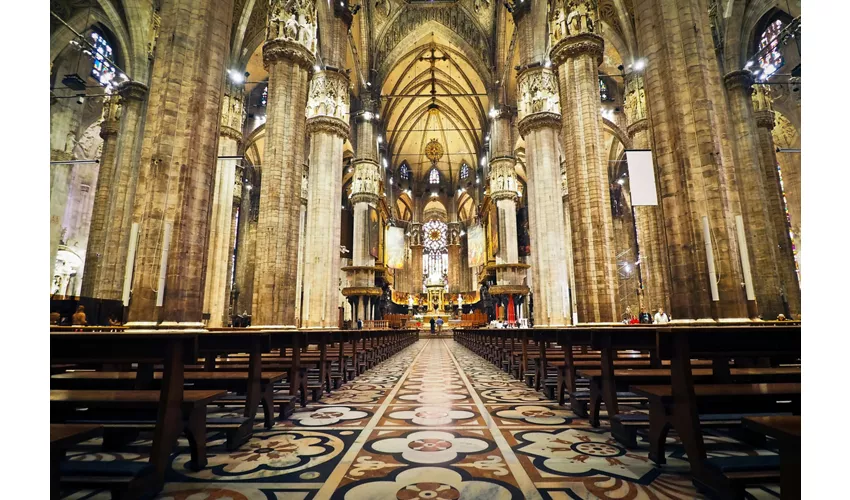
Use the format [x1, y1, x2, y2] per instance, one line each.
[429, 317, 444, 334]
[622, 306, 670, 325]
[50, 305, 122, 327]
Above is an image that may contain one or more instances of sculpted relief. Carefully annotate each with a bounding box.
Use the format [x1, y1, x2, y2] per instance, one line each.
[267, 0, 317, 53]
[550, 0, 599, 44]
[517, 68, 561, 121]
[306, 73, 350, 121]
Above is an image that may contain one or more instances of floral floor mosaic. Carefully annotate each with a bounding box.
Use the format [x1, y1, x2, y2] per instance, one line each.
[62, 338, 782, 499]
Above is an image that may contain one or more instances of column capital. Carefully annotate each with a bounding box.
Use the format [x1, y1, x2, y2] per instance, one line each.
[350, 191, 379, 205]
[117, 81, 149, 101]
[754, 110, 775, 130]
[723, 69, 754, 93]
[220, 125, 244, 143]
[349, 158, 381, 200]
[517, 112, 561, 138]
[306, 115, 350, 139]
[99, 95, 122, 138]
[550, 33, 604, 67]
[306, 69, 350, 123]
[516, 66, 561, 124]
[263, 38, 316, 71]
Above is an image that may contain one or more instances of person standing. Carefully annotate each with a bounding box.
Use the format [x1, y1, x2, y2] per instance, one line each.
[436, 317, 444, 332]
[653, 307, 670, 324]
[430, 317, 436, 335]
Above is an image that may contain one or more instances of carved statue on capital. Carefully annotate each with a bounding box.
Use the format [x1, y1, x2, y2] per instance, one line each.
[751, 84, 773, 113]
[409, 223, 422, 247]
[517, 68, 561, 121]
[101, 94, 122, 125]
[550, 0, 598, 43]
[350, 160, 382, 198]
[306, 72, 350, 121]
[267, 0, 317, 53]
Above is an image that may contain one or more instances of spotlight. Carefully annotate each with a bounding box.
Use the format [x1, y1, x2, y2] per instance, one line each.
[489, 108, 498, 118]
[375, 113, 380, 119]
[76, 94, 85, 105]
[363, 111, 373, 121]
[480, 157, 486, 167]
[744, 61, 754, 69]
[314, 64, 321, 72]
[617, 178, 625, 185]
[634, 59, 646, 71]
[544, 60, 552, 68]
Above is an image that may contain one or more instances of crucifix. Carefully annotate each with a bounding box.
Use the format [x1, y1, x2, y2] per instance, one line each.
[418, 42, 448, 98]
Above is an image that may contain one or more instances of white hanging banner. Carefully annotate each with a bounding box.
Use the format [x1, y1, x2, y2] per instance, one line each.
[626, 150, 658, 206]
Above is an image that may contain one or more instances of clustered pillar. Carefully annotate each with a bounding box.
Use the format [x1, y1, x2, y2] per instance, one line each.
[203, 80, 245, 326]
[252, 1, 316, 328]
[623, 73, 671, 317]
[301, 69, 350, 328]
[633, 0, 748, 320]
[752, 86, 801, 317]
[126, 0, 235, 326]
[550, 3, 620, 323]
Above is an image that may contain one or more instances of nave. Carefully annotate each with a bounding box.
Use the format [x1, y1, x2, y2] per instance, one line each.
[57, 336, 786, 500]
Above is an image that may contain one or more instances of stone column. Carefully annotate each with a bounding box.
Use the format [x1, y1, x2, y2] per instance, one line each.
[301, 69, 350, 328]
[723, 70, 783, 319]
[81, 96, 122, 298]
[234, 169, 259, 316]
[516, 68, 571, 326]
[295, 164, 308, 326]
[634, 0, 748, 320]
[752, 86, 801, 317]
[489, 110, 520, 266]
[623, 73, 671, 316]
[410, 223, 423, 294]
[126, 0, 234, 325]
[550, 4, 619, 323]
[203, 81, 244, 326]
[95, 81, 149, 301]
[222, 166, 243, 324]
[50, 98, 79, 287]
[447, 223, 462, 293]
[252, 0, 317, 327]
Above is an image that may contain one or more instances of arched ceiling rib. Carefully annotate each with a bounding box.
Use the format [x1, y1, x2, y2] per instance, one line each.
[381, 36, 489, 188]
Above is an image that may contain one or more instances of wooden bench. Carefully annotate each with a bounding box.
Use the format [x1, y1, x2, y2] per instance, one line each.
[655, 325, 801, 499]
[52, 370, 290, 427]
[742, 415, 800, 500]
[50, 330, 198, 499]
[52, 424, 104, 500]
[51, 389, 232, 469]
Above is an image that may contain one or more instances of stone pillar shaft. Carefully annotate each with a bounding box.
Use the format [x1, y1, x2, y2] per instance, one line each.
[724, 71, 783, 318]
[234, 177, 258, 316]
[96, 82, 148, 301]
[252, 25, 316, 326]
[634, 0, 747, 319]
[517, 104, 571, 326]
[754, 106, 801, 317]
[204, 82, 244, 326]
[624, 74, 672, 316]
[551, 33, 620, 323]
[127, 0, 234, 325]
[81, 96, 121, 298]
[302, 70, 350, 327]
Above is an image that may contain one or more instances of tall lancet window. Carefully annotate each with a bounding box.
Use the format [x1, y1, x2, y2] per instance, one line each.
[90, 31, 115, 87]
[460, 162, 470, 180]
[400, 162, 411, 180]
[422, 219, 448, 290]
[757, 19, 784, 80]
[429, 168, 440, 184]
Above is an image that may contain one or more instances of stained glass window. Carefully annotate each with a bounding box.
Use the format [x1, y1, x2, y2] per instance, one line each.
[90, 32, 116, 88]
[599, 78, 611, 101]
[400, 162, 410, 180]
[261, 85, 268, 107]
[429, 168, 440, 184]
[422, 219, 448, 289]
[757, 19, 784, 80]
[460, 162, 470, 180]
[776, 163, 800, 280]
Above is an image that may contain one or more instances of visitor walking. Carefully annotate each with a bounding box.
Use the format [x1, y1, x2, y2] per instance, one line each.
[436, 317, 444, 332]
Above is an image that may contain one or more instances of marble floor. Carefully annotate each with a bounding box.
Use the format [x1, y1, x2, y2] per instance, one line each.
[63, 338, 781, 499]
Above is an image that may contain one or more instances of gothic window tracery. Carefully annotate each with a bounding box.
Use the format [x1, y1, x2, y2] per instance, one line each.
[422, 219, 448, 290]
[90, 31, 115, 88]
[460, 162, 470, 180]
[757, 19, 784, 80]
[400, 162, 411, 180]
[429, 168, 440, 184]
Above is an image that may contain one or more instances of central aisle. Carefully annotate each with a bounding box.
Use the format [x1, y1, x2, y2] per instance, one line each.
[139, 338, 720, 499]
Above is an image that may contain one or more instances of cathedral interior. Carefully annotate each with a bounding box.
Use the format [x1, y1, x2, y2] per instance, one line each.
[46, 1, 805, 498]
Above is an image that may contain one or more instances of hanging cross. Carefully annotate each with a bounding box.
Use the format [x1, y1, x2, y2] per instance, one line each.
[418, 43, 448, 98]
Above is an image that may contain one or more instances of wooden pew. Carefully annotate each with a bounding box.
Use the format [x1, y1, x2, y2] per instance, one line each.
[51, 424, 103, 500]
[50, 330, 200, 499]
[652, 325, 801, 499]
[742, 416, 800, 500]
